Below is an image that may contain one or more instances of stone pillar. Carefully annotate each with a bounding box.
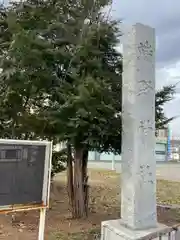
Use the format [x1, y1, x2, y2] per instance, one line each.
[101, 23, 169, 240]
[121, 22, 156, 230]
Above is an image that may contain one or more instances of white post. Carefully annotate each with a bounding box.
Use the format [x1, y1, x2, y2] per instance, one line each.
[112, 154, 115, 171]
[101, 23, 169, 240]
[38, 208, 46, 240]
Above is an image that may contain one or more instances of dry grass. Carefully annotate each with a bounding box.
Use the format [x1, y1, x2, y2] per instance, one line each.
[0, 169, 180, 240]
[157, 180, 180, 205]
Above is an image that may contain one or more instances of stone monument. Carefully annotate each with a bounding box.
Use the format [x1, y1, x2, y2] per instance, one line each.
[101, 23, 169, 240]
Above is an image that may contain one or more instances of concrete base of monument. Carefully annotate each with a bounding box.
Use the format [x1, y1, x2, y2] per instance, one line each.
[101, 219, 171, 240]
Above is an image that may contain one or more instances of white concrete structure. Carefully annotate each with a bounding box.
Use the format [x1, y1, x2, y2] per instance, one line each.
[101, 221, 180, 239]
[101, 23, 170, 240]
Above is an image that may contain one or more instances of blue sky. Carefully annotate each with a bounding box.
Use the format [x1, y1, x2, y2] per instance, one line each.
[111, 0, 180, 137]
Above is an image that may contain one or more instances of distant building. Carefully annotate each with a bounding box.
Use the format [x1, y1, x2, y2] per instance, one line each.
[170, 139, 180, 161]
[155, 128, 168, 162]
[89, 128, 169, 163]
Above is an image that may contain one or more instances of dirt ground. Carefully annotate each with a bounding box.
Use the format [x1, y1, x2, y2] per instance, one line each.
[0, 169, 180, 240]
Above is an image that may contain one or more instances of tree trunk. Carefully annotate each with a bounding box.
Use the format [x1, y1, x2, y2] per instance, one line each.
[66, 144, 89, 218]
[73, 147, 86, 218]
[67, 142, 75, 216]
[82, 148, 89, 216]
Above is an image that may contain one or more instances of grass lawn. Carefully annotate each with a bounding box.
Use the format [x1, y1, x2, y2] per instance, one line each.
[1, 169, 180, 240]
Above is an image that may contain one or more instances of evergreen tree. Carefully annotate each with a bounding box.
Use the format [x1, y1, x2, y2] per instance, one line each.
[155, 85, 175, 129]
[0, 0, 175, 218]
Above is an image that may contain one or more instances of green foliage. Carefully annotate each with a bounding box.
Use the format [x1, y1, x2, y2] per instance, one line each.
[155, 85, 175, 129]
[0, 0, 175, 163]
[51, 149, 66, 178]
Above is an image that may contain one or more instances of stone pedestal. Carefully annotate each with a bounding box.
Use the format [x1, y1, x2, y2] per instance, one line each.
[101, 220, 172, 240]
[101, 23, 162, 239]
